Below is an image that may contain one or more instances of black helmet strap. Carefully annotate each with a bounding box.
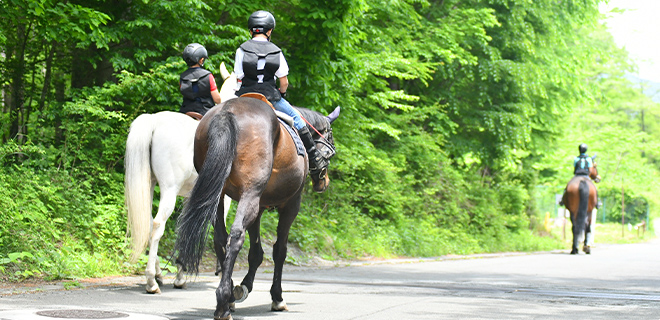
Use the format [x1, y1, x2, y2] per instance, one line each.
[251, 28, 272, 40]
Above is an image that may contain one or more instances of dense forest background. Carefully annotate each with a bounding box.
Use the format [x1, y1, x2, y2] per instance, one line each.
[1, 0, 658, 280]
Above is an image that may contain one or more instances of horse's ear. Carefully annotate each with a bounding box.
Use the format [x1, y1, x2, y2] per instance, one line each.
[220, 62, 231, 81]
[326, 106, 341, 124]
[592, 153, 597, 161]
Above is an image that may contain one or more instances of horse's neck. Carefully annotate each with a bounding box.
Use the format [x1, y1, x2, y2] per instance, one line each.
[219, 74, 238, 103]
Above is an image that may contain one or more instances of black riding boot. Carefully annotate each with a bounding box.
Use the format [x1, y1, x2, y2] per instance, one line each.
[297, 127, 328, 176]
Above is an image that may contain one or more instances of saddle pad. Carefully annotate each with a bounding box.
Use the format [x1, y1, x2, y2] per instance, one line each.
[278, 118, 305, 157]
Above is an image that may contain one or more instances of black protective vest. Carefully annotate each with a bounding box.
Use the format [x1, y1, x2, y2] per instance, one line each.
[236, 40, 282, 102]
[179, 67, 214, 115]
[574, 154, 590, 176]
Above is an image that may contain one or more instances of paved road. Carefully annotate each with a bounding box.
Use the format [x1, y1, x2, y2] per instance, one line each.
[1, 239, 659, 319]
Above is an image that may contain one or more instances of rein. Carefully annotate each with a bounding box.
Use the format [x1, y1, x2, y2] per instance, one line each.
[301, 116, 331, 144]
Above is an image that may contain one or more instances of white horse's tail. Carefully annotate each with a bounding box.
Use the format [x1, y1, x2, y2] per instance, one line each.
[125, 113, 157, 263]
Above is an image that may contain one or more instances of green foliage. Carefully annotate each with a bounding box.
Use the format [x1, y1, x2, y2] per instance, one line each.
[2, 0, 658, 282]
[0, 165, 132, 281]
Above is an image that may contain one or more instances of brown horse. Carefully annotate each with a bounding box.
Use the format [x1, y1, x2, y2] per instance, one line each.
[561, 157, 601, 254]
[174, 96, 339, 320]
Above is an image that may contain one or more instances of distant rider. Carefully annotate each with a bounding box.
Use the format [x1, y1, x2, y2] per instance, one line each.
[560, 143, 599, 208]
[179, 43, 221, 118]
[573, 143, 593, 176]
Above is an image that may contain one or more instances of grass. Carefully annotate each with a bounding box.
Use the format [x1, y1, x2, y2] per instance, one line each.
[547, 219, 656, 249]
[593, 222, 655, 244]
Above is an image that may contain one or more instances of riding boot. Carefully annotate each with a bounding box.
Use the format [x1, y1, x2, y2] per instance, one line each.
[297, 127, 328, 177]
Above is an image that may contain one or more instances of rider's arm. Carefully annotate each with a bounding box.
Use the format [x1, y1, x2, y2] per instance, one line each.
[278, 76, 289, 94]
[211, 90, 221, 104]
[209, 74, 222, 104]
[276, 52, 289, 94]
[234, 49, 245, 80]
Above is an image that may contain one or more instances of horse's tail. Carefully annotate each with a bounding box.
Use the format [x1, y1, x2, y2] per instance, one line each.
[576, 180, 590, 241]
[175, 111, 237, 274]
[124, 113, 157, 263]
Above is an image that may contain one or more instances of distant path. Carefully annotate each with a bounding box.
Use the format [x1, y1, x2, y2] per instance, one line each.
[1, 239, 659, 319]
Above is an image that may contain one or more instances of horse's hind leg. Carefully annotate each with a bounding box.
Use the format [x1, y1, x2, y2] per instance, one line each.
[233, 210, 265, 304]
[570, 215, 579, 255]
[213, 198, 230, 277]
[584, 219, 592, 254]
[215, 196, 260, 320]
[145, 189, 178, 293]
[212, 199, 234, 313]
[270, 199, 301, 312]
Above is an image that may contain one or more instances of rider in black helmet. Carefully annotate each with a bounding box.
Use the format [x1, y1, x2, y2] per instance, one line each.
[233, 10, 329, 183]
[179, 43, 221, 117]
[574, 143, 593, 176]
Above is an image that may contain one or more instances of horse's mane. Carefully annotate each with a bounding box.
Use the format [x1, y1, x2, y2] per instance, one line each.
[293, 106, 327, 129]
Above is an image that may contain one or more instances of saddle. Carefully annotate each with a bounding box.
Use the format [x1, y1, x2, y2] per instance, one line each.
[185, 112, 203, 120]
[184, 94, 296, 129]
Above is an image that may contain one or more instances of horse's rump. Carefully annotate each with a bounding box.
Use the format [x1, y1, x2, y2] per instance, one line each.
[201, 98, 307, 206]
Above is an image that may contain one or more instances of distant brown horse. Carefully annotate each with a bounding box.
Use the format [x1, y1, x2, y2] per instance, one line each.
[174, 95, 339, 320]
[561, 156, 601, 254]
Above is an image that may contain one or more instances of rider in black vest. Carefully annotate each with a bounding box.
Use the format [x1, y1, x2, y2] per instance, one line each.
[179, 43, 221, 116]
[234, 11, 328, 181]
[574, 143, 593, 176]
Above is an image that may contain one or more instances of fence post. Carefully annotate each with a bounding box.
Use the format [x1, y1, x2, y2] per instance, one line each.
[621, 178, 625, 238]
[601, 197, 607, 223]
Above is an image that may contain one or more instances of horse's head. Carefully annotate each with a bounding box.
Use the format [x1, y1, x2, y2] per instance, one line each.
[590, 154, 601, 183]
[219, 62, 238, 103]
[295, 106, 340, 193]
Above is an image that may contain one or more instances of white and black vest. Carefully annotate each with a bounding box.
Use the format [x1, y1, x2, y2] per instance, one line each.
[236, 40, 282, 102]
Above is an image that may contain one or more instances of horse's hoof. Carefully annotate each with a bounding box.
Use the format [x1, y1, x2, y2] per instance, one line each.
[570, 249, 578, 255]
[233, 285, 249, 303]
[173, 282, 186, 289]
[228, 302, 236, 312]
[146, 286, 161, 294]
[583, 246, 591, 254]
[214, 309, 232, 320]
[271, 300, 288, 311]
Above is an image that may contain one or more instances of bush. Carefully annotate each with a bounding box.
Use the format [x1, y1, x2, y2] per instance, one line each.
[0, 165, 132, 281]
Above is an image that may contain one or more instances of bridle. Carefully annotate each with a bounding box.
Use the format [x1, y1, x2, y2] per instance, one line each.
[301, 116, 336, 161]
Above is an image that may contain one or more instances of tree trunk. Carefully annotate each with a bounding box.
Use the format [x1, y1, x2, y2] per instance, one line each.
[38, 41, 56, 114]
[9, 23, 29, 144]
[53, 70, 67, 147]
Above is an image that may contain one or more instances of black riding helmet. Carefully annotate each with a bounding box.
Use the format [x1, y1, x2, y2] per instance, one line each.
[248, 10, 276, 34]
[182, 43, 208, 67]
[579, 143, 588, 154]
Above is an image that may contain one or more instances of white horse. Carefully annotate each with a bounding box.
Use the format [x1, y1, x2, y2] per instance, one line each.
[125, 63, 237, 293]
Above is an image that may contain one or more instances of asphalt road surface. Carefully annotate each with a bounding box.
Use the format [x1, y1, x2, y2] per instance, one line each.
[1, 239, 659, 319]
